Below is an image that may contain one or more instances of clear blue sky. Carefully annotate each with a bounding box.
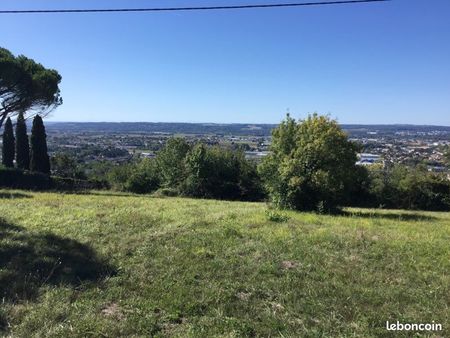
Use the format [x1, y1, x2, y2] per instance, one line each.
[1, 0, 449, 125]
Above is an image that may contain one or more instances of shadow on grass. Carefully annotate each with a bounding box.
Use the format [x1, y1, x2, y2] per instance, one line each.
[0, 218, 116, 304]
[341, 210, 437, 222]
[0, 192, 33, 199]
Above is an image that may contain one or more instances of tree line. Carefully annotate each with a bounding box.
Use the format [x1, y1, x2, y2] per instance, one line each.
[1, 113, 50, 174]
[100, 114, 450, 212]
[1, 114, 449, 212]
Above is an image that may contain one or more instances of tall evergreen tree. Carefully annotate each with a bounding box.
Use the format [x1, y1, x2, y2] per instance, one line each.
[30, 115, 50, 174]
[15, 112, 30, 170]
[2, 117, 15, 167]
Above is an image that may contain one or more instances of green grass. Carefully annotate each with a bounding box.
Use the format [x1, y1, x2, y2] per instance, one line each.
[0, 190, 449, 337]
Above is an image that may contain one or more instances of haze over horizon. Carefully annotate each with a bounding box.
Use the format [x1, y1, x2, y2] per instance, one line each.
[45, 120, 450, 127]
[1, 0, 449, 125]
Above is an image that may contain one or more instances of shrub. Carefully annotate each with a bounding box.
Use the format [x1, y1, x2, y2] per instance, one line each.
[368, 164, 450, 211]
[107, 163, 134, 191]
[107, 159, 160, 194]
[51, 153, 86, 179]
[181, 144, 265, 201]
[124, 159, 160, 194]
[259, 114, 360, 212]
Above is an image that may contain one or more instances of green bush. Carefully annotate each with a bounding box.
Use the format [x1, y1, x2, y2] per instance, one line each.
[368, 164, 450, 211]
[106, 139, 265, 200]
[107, 159, 160, 194]
[181, 144, 265, 201]
[259, 114, 360, 212]
[125, 159, 160, 194]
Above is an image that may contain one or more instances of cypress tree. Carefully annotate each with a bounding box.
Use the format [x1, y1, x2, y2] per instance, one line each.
[15, 112, 30, 170]
[30, 115, 50, 174]
[2, 117, 15, 168]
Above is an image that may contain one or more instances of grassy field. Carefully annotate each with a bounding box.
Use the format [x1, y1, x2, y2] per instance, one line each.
[0, 190, 449, 337]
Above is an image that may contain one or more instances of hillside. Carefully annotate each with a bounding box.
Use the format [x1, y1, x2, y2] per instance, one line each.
[0, 190, 449, 337]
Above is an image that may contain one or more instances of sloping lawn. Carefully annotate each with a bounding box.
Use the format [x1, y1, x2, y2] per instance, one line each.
[0, 190, 449, 337]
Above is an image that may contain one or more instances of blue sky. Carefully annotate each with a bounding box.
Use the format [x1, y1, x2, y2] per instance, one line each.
[1, 0, 449, 125]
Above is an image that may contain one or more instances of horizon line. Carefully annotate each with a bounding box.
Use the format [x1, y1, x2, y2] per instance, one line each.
[45, 121, 450, 127]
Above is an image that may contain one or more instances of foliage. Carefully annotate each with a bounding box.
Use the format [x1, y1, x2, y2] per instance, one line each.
[1, 117, 14, 167]
[124, 158, 160, 194]
[0, 47, 62, 128]
[182, 144, 264, 200]
[107, 163, 134, 191]
[0, 167, 51, 190]
[157, 137, 191, 188]
[0, 167, 103, 191]
[106, 159, 160, 194]
[0, 191, 448, 337]
[368, 164, 450, 211]
[345, 165, 374, 207]
[83, 160, 115, 183]
[30, 115, 50, 174]
[105, 138, 264, 200]
[15, 112, 30, 170]
[259, 114, 360, 212]
[51, 153, 86, 179]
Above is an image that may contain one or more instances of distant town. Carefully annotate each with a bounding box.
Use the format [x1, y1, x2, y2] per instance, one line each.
[43, 122, 450, 174]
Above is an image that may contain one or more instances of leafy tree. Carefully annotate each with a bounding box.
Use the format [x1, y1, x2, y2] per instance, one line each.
[51, 153, 86, 179]
[157, 137, 191, 188]
[1, 117, 15, 167]
[0, 47, 62, 128]
[15, 112, 30, 170]
[30, 115, 50, 174]
[183, 143, 211, 197]
[259, 113, 360, 212]
[125, 159, 160, 194]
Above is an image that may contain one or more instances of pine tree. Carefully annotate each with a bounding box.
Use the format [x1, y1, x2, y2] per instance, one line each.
[2, 117, 15, 168]
[30, 115, 50, 174]
[15, 112, 30, 170]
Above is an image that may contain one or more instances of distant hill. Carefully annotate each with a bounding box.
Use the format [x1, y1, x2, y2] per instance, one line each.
[45, 122, 276, 136]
